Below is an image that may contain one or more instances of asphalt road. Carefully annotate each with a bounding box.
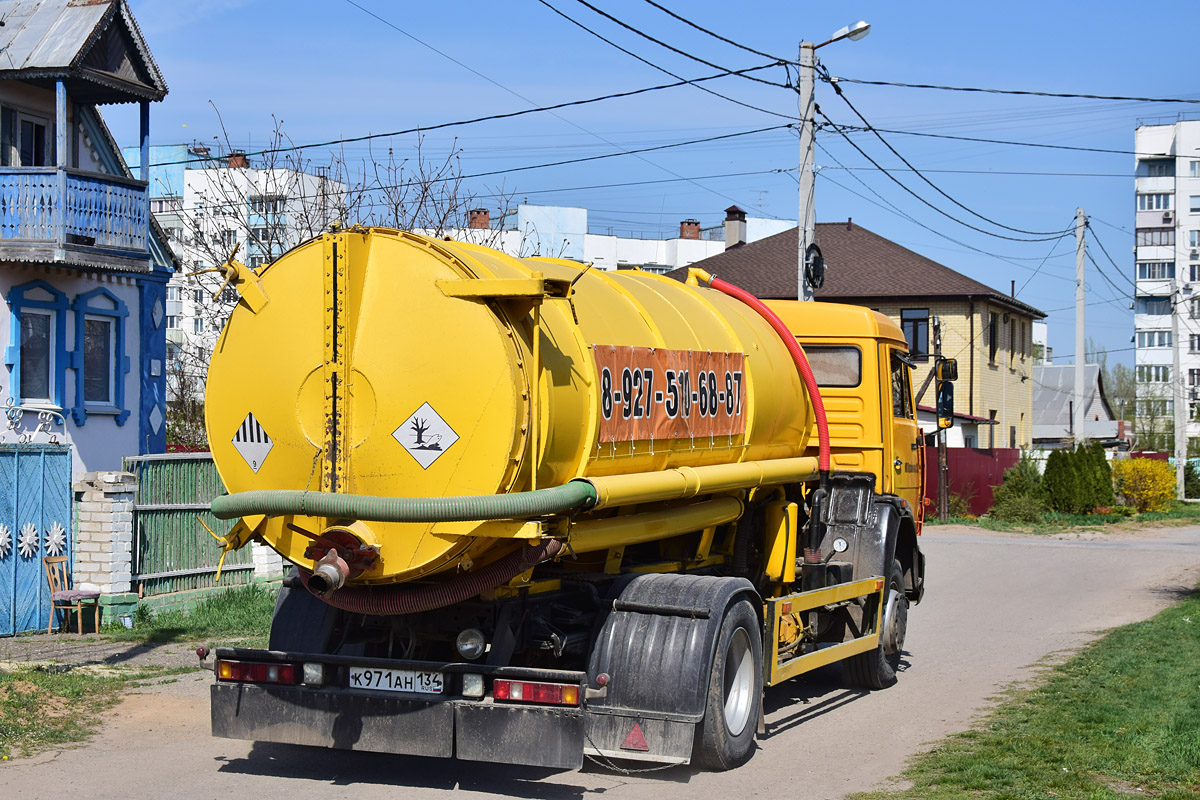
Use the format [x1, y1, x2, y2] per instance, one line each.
[5, 525, 1199, 800]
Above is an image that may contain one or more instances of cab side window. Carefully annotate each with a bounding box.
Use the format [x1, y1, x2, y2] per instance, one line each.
[891, 351, 914, 420]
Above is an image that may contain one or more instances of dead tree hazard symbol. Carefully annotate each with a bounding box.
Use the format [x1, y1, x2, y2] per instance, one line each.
[393, 402, 459, 469]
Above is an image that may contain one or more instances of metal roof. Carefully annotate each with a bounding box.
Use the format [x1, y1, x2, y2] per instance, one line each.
[0, 0, 166, 102]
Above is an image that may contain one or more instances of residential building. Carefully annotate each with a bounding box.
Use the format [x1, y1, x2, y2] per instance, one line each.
[121, 143, 345, 399]
[447, 204, 794, 272]
[672, 220, 1046, 449]
[0, 0, 173, 476]
[1132, 117, 1200, 451]
[1032, 364, 1126, 449]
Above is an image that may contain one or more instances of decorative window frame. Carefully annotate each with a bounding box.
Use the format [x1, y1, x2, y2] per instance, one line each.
[4, 280, 70, 407]
[71, 287, 130, 426]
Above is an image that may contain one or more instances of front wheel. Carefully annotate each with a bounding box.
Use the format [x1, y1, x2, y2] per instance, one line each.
[695, 597, 763, 770]
[843, 559, 908, 690]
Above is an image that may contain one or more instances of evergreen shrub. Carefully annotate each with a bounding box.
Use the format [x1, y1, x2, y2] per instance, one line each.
[990, 453, 1047, 523]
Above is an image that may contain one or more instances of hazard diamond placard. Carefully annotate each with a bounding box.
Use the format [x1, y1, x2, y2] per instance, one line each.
[232, 412, 273, 473]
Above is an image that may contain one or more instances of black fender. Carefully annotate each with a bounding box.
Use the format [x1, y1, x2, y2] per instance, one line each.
[587, 573, 758, 722]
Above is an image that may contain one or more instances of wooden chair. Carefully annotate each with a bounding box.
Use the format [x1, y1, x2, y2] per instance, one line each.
[43, 556, 101, 634]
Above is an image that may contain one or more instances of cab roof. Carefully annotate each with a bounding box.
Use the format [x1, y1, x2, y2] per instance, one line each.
[764, 300, 907, 346]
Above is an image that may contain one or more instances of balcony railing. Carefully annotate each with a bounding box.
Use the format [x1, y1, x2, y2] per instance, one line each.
[0, 167, 148, 257]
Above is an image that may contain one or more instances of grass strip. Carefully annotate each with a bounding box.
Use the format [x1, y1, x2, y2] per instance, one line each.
[101, 583, 275, 647]
[854, 586, 1200, 800]
[0, 663, 191, 760]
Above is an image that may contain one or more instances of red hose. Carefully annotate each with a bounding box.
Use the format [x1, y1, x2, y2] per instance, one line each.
[300, 539, 563, 616]
[708, 277, 831, 474]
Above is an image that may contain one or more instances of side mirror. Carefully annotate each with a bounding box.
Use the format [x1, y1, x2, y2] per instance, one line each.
[937, 380, 954, 429]
[936, 357, 958, 382]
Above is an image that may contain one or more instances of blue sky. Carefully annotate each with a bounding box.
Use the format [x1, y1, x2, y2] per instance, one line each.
[109, 0, 1200, 366]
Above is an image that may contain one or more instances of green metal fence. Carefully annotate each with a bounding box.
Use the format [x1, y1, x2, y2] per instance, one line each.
[123, 453, 254, 596]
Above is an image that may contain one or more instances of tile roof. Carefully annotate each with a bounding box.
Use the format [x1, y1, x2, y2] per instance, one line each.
[666, 221, 1045, 319]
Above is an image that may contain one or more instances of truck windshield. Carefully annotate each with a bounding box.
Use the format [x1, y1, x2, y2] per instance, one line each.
[802, 345, 862, 388]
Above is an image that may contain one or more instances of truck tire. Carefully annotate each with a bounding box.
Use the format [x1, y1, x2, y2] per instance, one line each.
[269, 570, 343, 653]
[695, 597, 762, 770]
[843, 559, 908, 690]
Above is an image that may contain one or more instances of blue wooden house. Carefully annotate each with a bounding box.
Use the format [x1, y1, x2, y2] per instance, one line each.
[0, 0, 172, 636]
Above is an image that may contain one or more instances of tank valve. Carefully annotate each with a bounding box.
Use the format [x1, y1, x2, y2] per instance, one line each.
[309, 550, 350, 596]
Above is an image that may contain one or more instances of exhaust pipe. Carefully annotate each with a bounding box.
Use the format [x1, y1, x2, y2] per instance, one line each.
[308, 550, 350, 596]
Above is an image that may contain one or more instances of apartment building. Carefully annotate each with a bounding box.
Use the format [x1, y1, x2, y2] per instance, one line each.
[1132, 118, 1200, 450]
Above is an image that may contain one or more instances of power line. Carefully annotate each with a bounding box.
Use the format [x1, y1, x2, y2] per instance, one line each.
[336, 0, 780, 215]
[1086, 221, 1137, 289]
[637, 0, 788, 63]
[815, 143, 1075, 278]
[820, 69, 1073, 238]
[826, 123, 1170, 158]
[150, 64, 782, 168]
[818, 111, 1073, 243]
[534, 0, 795, 121]
[1086, 250, 1134, 301]
[828, 75, 1200, 105]
[566, 0, 789, 88]
[823, 165, 1130, 179]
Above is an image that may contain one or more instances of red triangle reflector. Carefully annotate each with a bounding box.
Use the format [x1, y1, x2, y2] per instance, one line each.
[620, 722, 649, 751]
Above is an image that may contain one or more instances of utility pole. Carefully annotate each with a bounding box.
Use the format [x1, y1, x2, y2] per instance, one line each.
[935, 317, 948, 521]
[1173, 285, 1186, 498]
[796, 21, 869, 302]
[797, 41, 816, 302]
[1073, 208, 1086, 446]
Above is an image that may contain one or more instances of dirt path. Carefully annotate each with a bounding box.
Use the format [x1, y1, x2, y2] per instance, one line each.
[3, 525, 1199, 800]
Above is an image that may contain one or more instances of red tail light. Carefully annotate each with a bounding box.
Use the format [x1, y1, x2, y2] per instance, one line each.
[215, 659, 298, 685]
[492, 679, 580, 706]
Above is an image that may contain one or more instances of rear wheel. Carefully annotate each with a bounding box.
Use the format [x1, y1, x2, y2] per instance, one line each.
[844, 559, 907, 689]
[269, 569, 343, 653]
[695, 597, 762, 770]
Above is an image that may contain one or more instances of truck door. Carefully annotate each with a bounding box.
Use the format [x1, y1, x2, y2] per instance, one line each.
[886, 348, 922, 510]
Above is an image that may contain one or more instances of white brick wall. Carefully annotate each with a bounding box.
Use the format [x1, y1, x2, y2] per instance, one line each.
[72, 471, 138, 594]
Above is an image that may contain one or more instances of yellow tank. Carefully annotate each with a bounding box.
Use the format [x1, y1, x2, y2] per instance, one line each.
[206, 228, 813, 583]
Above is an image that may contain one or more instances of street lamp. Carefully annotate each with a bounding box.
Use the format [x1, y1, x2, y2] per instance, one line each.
[797, 20, 871, 301]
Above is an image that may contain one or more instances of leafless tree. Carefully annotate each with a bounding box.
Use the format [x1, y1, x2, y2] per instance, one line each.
[158, 113, 517, 448]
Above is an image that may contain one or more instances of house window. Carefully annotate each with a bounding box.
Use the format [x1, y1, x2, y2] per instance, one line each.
[1191, 263, 1200, 283]
[193, 289, 204, 304]
[166, 315, 180, 329]
[18, 116, 48, 167]
[1137, 330, 1172, 348]
[1191, 161, 1200, 178]
[249, 195, 285, 214]
[19, 312, 52, 400]
[5, 281, 69, 406]
[1137, 262, 1175, 280]
[1190, 369, 1200, 387]
[1136, 228, 1175, 246]
[1009, 426, 1016, 449]
[900, 309, 929, 359]
[1145, 160, 1174, 177]
[166, 286, 179, 301]
[988, 312, 999, 364]
[1138, 398, 1173, 416]
[1191, 231, 1200, 248]
[192, 317, 203, 334]
[72, 288, 129, 424]
[1192, 196, 1200, 214]
[1137, 297, 1170, 315]
[1193, 298, 1200, 319]
[82, 318, 113, 404]
[1136, 365, 1171, 382]
[1138, 193, 1173, 211]
[1192, 334, 1200, 353]
[988, 410, 997, 449]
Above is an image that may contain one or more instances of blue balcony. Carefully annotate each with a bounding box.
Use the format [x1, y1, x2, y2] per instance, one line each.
[0, 167, 151, 273]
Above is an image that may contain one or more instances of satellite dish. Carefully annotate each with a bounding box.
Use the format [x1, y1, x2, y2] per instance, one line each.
[805, 243, 825, 290]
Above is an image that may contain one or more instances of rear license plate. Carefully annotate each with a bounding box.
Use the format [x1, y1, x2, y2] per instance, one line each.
[348, 666, 444, 694]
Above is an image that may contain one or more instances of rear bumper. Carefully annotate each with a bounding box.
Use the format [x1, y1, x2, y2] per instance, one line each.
[211, 682, 585, 769]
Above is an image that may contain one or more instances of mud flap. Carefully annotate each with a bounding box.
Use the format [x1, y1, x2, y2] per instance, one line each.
[456, 703, 584, 769]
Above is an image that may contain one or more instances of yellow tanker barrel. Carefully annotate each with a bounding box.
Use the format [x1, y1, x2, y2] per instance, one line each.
[206, 229, 814, 586]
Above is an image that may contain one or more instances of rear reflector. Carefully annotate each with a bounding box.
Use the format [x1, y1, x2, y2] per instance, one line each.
[492, 679, 580, 706]
[215, 659, 298, 685]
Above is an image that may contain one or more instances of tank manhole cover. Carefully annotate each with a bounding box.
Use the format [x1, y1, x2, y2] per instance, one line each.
[394, 403, 459, 469]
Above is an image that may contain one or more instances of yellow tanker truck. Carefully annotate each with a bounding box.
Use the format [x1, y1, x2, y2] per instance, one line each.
[204, 226, 928, 771]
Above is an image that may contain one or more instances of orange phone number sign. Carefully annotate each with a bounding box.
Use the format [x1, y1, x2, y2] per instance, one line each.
[592, 345, 746, 443]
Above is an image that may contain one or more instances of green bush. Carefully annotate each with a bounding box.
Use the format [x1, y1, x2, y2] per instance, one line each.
[1112, 458, 1175, 512]
[990, 453, 1047, 522]
[1042, 445, 1114, 514]
[1186, 461, 1200, 499]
